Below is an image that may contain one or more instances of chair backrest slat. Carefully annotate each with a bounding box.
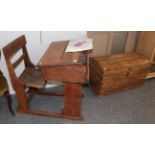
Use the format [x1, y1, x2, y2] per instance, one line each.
[12, 53, 25, 69]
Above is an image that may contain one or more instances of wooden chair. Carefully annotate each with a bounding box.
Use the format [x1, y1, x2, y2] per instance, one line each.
[0, 51, 15, 116]
[2, 35, 63, 116]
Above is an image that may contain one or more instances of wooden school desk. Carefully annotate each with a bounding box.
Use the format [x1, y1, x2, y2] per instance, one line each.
[38, 41, 90, 120]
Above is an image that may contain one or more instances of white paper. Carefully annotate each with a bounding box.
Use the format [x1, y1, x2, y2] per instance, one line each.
[65, 39, 93, 52]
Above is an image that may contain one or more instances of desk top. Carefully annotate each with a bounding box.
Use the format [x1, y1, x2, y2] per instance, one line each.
[38, 41, 88, 67]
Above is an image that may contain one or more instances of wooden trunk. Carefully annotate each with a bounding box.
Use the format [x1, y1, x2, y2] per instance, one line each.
[89, 53, 151, 95]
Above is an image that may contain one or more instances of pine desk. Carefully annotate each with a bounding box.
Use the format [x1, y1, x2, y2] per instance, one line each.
[38, 41, 89, 120]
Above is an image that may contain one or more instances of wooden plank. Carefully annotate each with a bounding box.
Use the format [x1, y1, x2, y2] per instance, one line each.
[111, 32, 128, 54]
[87, 31, 114, 57]
[40, 64, 87, 83]
[146, 72, 155, 79]
[38, 41, 68, 66]
[97, 82, 143, 96]
[125, 32, 137, 52]
[89, 53, 150, 76]
[151, 48, 155, 63]
[107, 32, 114, 54]
[136, 32, 155, 61]
[13, 53, 25, 69]
[17, 109, 83, 121]
[38, 41, 85, 67]
[63, 83, 83, 118]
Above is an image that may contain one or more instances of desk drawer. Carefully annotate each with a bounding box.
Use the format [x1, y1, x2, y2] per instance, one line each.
[40, 65, 88, 84]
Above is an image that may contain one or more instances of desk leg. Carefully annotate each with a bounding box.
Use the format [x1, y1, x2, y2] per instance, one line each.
[63, 83, 83, 120]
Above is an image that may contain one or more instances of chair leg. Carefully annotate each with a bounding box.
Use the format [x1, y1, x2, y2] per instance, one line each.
[4, 91, 15, 116]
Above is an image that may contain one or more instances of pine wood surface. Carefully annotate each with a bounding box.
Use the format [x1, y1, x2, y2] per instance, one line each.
[89, 53, 151, 95]
[38, 41, 87, 67]
[136, 31, 155, 62]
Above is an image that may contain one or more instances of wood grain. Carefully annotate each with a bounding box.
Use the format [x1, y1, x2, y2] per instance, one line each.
[89, 53, 151, 95]
[38, 40, 89, 120]
[136, 32, 155, 61]
[3, 36, 88, 120]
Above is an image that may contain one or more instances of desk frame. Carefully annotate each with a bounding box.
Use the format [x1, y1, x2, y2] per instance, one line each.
[37, 41, 89, 120]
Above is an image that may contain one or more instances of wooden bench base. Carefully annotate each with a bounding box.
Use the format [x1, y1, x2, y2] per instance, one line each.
[17, 109, 83, 121]
[16, 83, 83, 121]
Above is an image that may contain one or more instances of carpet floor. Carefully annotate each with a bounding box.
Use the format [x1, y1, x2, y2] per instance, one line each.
[0, 78, 155, 124]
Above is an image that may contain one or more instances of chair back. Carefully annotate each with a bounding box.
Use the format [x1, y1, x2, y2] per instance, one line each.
[136, 32, 155, 62]
[2, 35, 34, 89]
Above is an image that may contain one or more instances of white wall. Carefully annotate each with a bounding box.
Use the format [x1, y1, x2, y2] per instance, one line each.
[0, 31, 87, 94]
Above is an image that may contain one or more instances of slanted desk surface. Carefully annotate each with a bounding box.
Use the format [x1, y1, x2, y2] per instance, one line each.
[38, 41, 89, 84]
[38, 41, 87, 67]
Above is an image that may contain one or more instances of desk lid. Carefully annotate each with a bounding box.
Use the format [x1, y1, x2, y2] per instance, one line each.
[38, 41, 89, 67]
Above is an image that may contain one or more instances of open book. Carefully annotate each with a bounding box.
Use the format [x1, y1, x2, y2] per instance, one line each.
[65, 39, 93, 52]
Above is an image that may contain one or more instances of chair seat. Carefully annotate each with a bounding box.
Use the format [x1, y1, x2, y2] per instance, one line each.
[0, 75, 8, 96]
[19, 68, 46, 89]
